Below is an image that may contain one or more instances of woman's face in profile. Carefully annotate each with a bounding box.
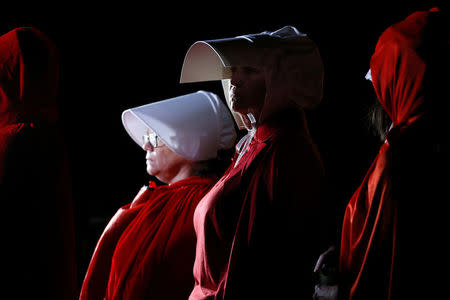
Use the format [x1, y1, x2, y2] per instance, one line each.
[229, 66, 266, 116]
[142, 129, 191, 184]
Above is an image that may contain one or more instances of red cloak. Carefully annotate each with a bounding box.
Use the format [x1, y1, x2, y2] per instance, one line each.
[190, 109, 329, 299]
[0, 27, 59, 178]
[339, 8, 448, 299]
[80, 175, 216, 299]
[0, 27, 77, 299]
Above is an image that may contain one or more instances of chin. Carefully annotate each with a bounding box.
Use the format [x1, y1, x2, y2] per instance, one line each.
[146, 167, 156, 176]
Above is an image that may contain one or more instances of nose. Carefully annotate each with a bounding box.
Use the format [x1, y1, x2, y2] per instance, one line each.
[230, 67, 243, 87]
[142, 141, 154, 152]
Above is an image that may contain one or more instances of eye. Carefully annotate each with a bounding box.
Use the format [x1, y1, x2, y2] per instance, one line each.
[242, 66, 261, 75]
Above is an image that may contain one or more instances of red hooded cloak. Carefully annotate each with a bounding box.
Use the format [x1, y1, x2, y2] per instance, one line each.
[339, 8, 449, 299]
[0, 27, 77, 299]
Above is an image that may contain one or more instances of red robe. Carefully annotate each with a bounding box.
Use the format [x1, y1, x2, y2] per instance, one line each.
[0, 27, 77, 299]
[339, 8, 448, 299]
[190, 109, 329, 299]
[80, 175, 216, 300]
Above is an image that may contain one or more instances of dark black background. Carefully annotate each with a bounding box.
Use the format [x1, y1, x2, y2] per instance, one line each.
[1, 0, 442, 291]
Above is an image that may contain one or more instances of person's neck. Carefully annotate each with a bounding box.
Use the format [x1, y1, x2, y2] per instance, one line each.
[165, 164, 197, 185]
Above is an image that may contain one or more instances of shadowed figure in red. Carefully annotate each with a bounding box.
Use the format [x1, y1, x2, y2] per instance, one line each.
[0, 27, 77, 299]
[339, 7, 449, 300]
[79, 91, 236, 299]
[181, 26, 334, 299]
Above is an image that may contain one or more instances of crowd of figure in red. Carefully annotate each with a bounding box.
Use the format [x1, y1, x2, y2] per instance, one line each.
[0, 7, 448, 300]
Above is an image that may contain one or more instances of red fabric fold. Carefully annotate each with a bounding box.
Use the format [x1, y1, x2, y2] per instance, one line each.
[190, 109, 328, 299]
[339, 9, 446, 299]
[80, 176, 216, 300]
[0, 27, 77, 299]
[0, 26, 59, 179]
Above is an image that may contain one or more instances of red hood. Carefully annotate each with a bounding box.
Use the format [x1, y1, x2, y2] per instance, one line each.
[369, 10, 434, 134]
[0, 27, 59, 128]
[339, 8, 447, 299]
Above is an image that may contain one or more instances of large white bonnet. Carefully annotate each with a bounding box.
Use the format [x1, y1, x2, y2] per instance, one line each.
[180, 26, 324, 128]
[122, 91, 236, 161]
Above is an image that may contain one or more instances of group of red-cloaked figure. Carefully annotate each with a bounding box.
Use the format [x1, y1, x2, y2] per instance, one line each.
[1, 7, 448, 300]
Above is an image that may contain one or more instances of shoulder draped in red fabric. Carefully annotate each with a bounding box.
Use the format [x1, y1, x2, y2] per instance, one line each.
[80, 175, 216, 300]
[190, 109, 329, 299]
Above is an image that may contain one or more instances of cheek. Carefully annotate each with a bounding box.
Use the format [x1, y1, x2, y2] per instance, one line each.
[246, 80, 266, 108]
[247, 72, 265, 92]
[153, 150, 168, 166]
[254, 75, 266, 96]
[154, 147, 181, 169]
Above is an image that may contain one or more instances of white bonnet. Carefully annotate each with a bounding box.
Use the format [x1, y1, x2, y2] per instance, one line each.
[122, 91, 236, 161]
[180, 26, 324, 127]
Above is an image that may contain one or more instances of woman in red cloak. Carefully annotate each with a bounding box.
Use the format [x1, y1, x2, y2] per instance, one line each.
[180, 26, 333, 299]
[0, 27, 77, 299]
[339, 8, 449, 300]
[79, 91, 236, 299]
